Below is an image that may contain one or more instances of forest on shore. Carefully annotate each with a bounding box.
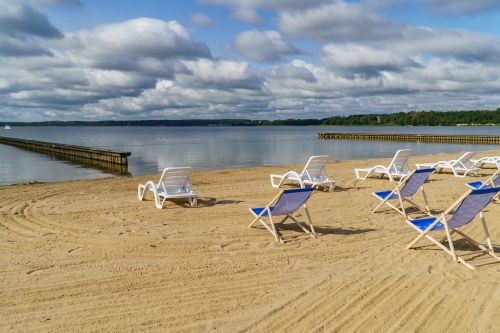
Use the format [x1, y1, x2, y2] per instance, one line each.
[4, 109, 499, 127]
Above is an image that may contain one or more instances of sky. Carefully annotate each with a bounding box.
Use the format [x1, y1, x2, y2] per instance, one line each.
[1, 0, 500, 121]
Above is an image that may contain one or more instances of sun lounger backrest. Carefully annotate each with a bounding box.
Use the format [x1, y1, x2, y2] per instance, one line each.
[457, 152, 476, 167]
[399, 168, 434, 198]
[159, 167, 192, 194]
[271, 188, 315, 216]
[446, 187, 500, 230]
[302, 155, 329, 181]
[388, 149, 410, 175]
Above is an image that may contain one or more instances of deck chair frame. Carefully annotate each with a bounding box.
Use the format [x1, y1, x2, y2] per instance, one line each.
[248, 188, 316, 243]
[372, 169, 433, 217]
[466, 170, 500, 202]
[270, 155, 334, 191]
[138, 167, 197, 209]
[406, 187, 500, 270]
[355, 149, 411, 182]
[416, 152, 479, 178]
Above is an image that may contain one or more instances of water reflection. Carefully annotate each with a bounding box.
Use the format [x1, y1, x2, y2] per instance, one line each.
[0, 126, 498, 185]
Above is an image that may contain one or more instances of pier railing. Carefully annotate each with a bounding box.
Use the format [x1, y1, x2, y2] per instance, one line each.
[0, 136, 131, 165]
[317, 132, 500, 144]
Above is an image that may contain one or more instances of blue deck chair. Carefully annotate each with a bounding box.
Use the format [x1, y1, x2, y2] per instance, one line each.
[466, 171, 500, 203]
[372, 168, 434, 217]
[406, 187, 500, 270]
[248, 188, 316, 243]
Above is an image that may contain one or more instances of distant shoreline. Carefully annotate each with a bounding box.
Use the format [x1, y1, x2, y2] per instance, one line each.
[2, 109, 499, 127]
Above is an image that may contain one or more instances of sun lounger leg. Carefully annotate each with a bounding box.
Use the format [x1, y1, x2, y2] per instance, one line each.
[138, 184, 145, 201]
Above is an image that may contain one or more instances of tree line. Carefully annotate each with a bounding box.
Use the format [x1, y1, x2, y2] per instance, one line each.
[4, 109, 499, 127]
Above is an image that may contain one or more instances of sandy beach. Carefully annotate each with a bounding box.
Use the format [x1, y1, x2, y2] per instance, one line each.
[1, 150, 499, 333]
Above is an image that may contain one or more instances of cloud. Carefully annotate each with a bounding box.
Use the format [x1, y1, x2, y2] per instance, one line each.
[0, 0, 63, 38]
[189, 13, 212, 26]
[269, 62, 317, 83]
[0, 35, 53, 56]
[180, 58, 262, 90]
[2, 2, 500, 121]
[396, 27, 500, 63]
[322, 44, 420, 76]
[74, 18, 211, 64]
[420, 0, 500, 15]
[279, 2, 402, 42]
[0, 18, 218, 120]
[200, 0, 329, 23]
[35, 0, 81, 6]
[233, 30, 301, 62]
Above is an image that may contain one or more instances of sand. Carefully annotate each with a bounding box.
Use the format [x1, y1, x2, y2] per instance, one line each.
[1, 149, 499, 333]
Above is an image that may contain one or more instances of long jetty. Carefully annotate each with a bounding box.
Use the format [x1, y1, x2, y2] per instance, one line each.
[0, 136, 131, 165]
[317, 132, 500, 144]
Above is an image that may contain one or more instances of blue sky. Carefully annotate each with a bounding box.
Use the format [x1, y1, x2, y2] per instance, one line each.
[1, 0, 500, 121]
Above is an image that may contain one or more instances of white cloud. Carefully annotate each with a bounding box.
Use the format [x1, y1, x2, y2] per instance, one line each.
[419, 0, 500, 15]
[2, 1, 500, 121]
[189, 13, 212, 26]
[322, 44, 419, 76]
[0, 0, 63, 38]
[201, 0, 329, 23]
[279, 2, 402, 42]
[233, 30, 300, 62]
[74, 18, 211, 63]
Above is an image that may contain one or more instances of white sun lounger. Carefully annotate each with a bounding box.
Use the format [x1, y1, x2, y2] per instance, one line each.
[416, 152, 479, 177]
[138, 167, 197, 209]
[270, 155, 335, 191]
[471, 156, 500, 169]
[355, 149, 411, 182]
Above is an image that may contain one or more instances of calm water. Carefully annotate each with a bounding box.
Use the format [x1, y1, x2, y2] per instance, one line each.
[0, 126, 499, 185]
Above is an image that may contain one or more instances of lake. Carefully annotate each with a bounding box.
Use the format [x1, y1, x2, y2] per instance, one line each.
[0, 126, 499, 185]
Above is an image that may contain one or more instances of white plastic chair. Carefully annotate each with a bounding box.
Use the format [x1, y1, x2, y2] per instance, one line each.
[270, 155, 334, 191]
[138, 167, 197, 209]
[471, 156, 500, 170]
[355, 149, 411, 182]
[416, 152, 479, 177]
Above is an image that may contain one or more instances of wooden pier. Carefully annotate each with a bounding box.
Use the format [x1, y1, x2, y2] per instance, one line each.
[0, 136, 131, 165]
[317, 132, 500, 144]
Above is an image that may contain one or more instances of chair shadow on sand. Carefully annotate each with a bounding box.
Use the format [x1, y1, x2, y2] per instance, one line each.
[259, 223, 375, 243]
[415, 239, 500, 268]
[192, 197, 244, 208]
[141, 197, 243, 208]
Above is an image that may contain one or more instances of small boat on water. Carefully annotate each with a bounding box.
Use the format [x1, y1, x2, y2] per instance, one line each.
[4, 125, 11, 130]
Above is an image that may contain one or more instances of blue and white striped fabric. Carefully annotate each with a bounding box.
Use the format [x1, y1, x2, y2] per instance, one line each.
[409, 187, 500, 231]
[399, 168, 434, 198]
[374, 168, 434, 200]
[467, 174, 500, 189]
[251, 188, 314, 217]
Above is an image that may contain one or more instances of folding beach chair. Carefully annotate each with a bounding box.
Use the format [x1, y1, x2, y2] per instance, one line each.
[466, 171, 500, 202]
[355, 149, 411, 182]
[416, 152, 479, 177]
[270, 155, 334, 191]
[471, 156, 500, 170]
[372, 168, 434, 217]
[248, 188, 316, 243]
[406, 187, 500, 270]
[138, 167, 197, 209]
